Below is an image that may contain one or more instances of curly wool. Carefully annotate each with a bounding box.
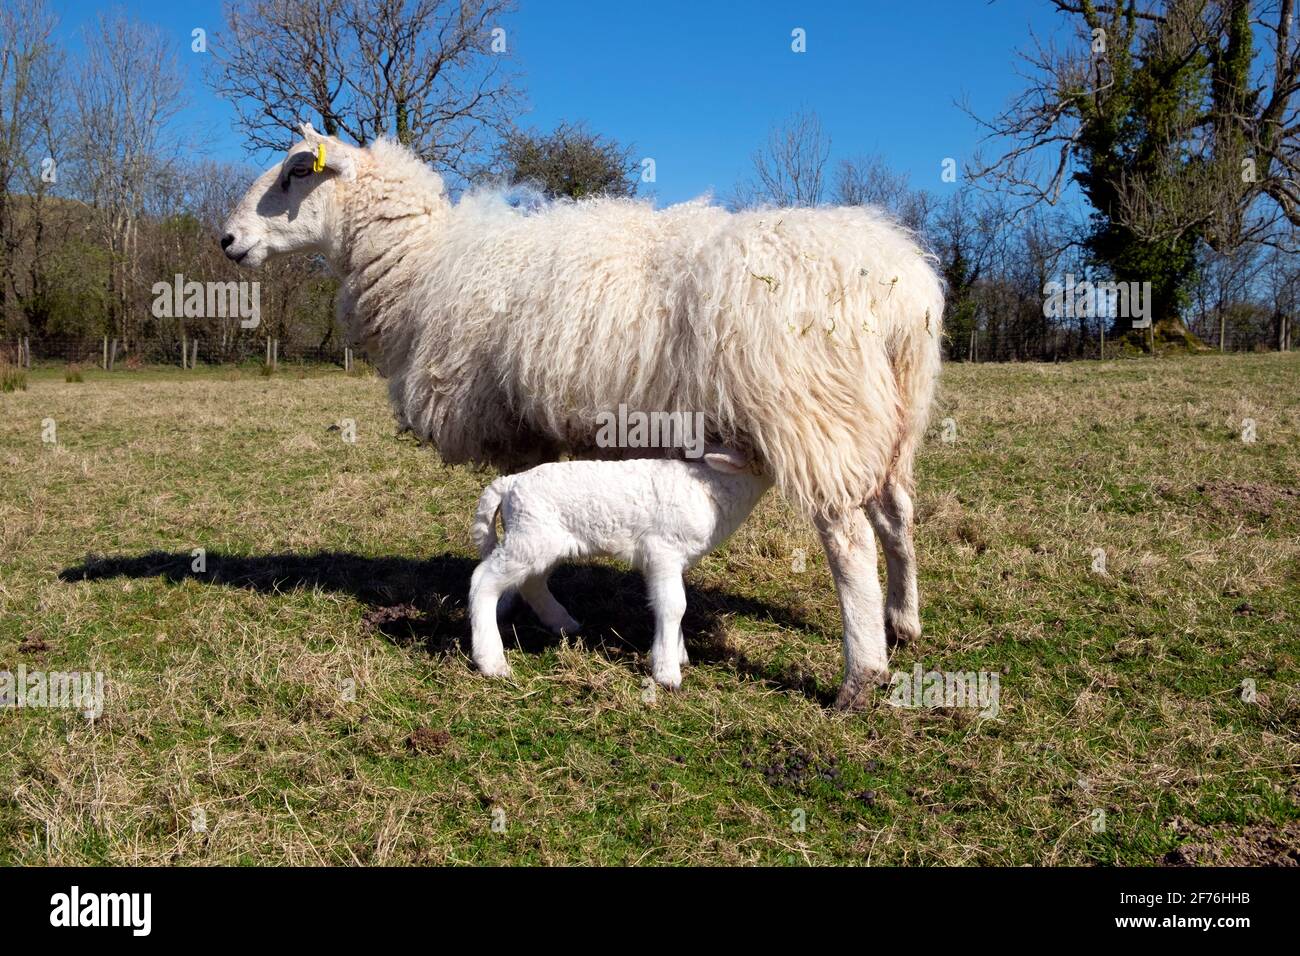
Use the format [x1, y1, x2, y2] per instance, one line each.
[336, 138, 943, 520]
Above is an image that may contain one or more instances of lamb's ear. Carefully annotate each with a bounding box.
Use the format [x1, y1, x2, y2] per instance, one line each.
[703, 448, 750, 474]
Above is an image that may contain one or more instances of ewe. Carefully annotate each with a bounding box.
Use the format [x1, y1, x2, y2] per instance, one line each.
[468, 451, 771, 688]
[221, 124, 943, 709]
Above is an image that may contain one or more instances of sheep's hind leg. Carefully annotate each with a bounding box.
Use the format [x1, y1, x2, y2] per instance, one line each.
[865, 480, 921, 649]
[816, 510, 889, 710]
[645, 557, 688, 690]
[519, 573, 580, 635]
[469, 555, 525, 678]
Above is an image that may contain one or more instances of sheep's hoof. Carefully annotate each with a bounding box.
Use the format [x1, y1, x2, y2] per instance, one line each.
[553, 617, 581, 636]
[833, 669, 889, 711]
[885, 615, 922, 650]
[476, 658, 512, 679]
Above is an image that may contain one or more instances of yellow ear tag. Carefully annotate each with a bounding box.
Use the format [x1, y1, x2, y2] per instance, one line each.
[312, 143, 327, 173]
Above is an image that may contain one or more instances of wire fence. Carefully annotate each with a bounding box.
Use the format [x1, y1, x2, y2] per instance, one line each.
[2, 323, 1292, 372]
[946, 317, 1292, 362]
[2, 334, 362, 370]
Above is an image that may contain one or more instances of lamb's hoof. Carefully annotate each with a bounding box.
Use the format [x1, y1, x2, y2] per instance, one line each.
[552, 617, 581, 636]
[476, 657, 512, 679]
[832, 669, 889, 711]
[885, 615, 921, 650]
[651, 664, 683, 692]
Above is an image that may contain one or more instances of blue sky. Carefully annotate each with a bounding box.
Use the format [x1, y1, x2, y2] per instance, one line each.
[48, 0, 1069, 205]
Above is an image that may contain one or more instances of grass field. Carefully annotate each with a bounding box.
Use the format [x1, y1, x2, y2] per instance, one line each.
[1, 354, 1297, 865]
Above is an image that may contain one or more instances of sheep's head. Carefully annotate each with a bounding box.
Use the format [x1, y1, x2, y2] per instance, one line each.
[221, 123, 359, 268]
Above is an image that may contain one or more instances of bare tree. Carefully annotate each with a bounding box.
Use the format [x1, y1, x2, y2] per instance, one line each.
[0, 0, 61, 332]
[734, 108, 830, 207]
[833, 154, 933, 230]
[70, 11, 185, 344]
[494, 121, 638, 199]
[210, 0, 520, 178]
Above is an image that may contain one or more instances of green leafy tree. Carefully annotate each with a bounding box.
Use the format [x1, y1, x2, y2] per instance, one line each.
[973, 1, 1300, 338]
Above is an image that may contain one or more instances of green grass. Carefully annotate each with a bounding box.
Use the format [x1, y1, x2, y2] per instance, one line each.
[0, 355, 1296, 865]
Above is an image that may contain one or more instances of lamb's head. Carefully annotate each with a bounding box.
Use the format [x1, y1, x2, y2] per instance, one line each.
[221, 123, 360, 268]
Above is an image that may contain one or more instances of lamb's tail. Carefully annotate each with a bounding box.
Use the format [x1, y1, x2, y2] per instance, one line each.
[471, 477, 510, 558]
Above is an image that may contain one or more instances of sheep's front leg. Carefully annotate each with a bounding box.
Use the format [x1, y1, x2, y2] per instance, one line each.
[469, 557, 517, 678]
[645, 560, 687, 690]
[816, 509, 888, 710]
[865, 480, 921, 648]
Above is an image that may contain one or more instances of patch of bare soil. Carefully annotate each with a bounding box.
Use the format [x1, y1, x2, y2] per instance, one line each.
[18, 634, 49, 654]
[1162, 818, 1300, 866]
[360, 603, 422, 632]
[406, 727, 452, 754]
[1196, 480, 1300, 518]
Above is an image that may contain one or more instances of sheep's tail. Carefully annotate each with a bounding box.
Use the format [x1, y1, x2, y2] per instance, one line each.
[886, 268, 944, 496]
[471, 477, 510, 558]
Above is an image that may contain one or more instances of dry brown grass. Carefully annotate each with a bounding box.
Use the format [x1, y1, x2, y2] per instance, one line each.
[0, 355, 1296, 864]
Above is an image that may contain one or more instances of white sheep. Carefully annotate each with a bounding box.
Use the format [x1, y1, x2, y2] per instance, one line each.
[220, 124, 943, 709]
[468, 451, 771, 688]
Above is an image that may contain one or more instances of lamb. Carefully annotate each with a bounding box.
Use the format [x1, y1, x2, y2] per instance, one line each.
[468, 451, 772, 688]
[220, 123, 943, 709]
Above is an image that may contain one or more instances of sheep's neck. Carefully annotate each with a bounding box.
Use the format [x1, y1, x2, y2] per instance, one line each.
[334, 180, 446, 378]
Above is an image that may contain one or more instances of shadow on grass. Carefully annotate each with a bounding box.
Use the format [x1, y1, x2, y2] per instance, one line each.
[59, 550, 832, 704]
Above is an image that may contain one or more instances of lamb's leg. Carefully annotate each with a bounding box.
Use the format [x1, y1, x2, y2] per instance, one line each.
[519, 573, 580, 635]
[816, 510, 888, 710]
[496, 590, 521, 622]
[469, 555, 522, 678]
[865, 480, 921, 649]
[645, 558, 687, 690]
[677, 629, 689, 666]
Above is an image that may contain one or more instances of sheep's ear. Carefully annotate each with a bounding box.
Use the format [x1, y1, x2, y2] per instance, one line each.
[296, 122, 357, 182]
[317, 143, 357, 182]
[703, 449, 749, 474]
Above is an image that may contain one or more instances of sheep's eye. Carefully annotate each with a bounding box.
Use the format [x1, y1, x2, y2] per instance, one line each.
[290, 165, 313, 178]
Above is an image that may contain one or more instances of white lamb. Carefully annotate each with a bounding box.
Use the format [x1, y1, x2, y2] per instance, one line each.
[468, 452, 771, 689]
